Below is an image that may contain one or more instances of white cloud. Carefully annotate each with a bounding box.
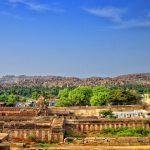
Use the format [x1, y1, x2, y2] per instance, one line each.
[7, 0, 65, 13]
[115, 19, 150, 29]
[83, 6, 150, 29]
[83, 7, 125, 22]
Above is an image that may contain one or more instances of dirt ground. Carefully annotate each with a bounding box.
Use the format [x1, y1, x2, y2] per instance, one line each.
[21, 145, 150, 150]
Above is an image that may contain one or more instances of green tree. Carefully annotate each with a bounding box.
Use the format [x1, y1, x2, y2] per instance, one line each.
[90, 86, 110, 106]
[0, 94, 7, 102]
[68, 86, 92, 106]
[31, 91, 40, 100]
[59, 88, 70, 100]
[109, 89, 142, 105]
[55, 88, 71, 107]
[6, 94, 19, 106]
[108, 89, 127, 105]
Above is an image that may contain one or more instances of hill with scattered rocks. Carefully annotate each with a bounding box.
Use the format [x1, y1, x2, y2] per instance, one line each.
[0, 73, 150, 88]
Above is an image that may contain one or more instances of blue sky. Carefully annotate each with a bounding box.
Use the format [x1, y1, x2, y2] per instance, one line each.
[0, 0, 150, 77]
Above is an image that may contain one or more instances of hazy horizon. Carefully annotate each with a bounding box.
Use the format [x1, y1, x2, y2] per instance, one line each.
[0, 72, 150, 79]
[0, 0, 150, 77]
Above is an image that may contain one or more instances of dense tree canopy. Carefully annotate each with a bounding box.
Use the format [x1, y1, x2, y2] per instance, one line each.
[56, 86, 142, 107]
[0, 85, 143, 106]
[90, 86, 110, 106]
[0, 93, 19, 106]
[109, 89, 141, 105]
[55, 88, 71, 107]
[0, 86, 62, 106]
[56, 87, 92, 106]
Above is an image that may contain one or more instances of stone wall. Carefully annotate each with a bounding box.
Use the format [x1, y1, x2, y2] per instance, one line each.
[51, 117, 65, 142]
[65, 118, 150, 133]
[0, 117, 64, 143]
[9, 129, 52, 142]
[0, 107, 38, 117]
[0, 106, 150, 144]
[51, 105, 150, 117]
[0, 116, 33, 122]
[0, 105, 149, 117]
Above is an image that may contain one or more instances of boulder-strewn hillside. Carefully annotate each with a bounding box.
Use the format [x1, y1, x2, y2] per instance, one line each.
[0, 73, 150, 87]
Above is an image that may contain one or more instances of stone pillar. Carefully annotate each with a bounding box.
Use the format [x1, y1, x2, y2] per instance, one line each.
[109, 124, 112, 128]
[85, 124, 89, 131]
[54, 134, 57, 141]
[98, 124, 101, 131]
[47, 130, 51, 142]
[10, 130, 14, 139]
[14, 130, 18, 138]
[128, 123, 132, 128]
[132, 123, 136, 129]
[80, 124, 84, 132]
[39, 130, 42, 140]
[145, 123, 150, 129]
[95, 124, 99, 131]
[42, 130, 46, 141]
[76, 124, 79, 131]
[59, 133, 64, 142]
[90, 124, 94, 132]
[45, 130, 48, 141]
[36, 130, 39, 140]
[28, 130, 31, 136]
[122, 123, 126, 128]
[24, 130, 27, 139]
[18, 130, 21, 139]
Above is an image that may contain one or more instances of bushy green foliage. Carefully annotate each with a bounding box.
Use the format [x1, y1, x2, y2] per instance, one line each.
[100, 127, 150, 137]
[56, 86, 142, 107]
[0, 93, 19, 106]
[110, 84, 150, 94]
[90, 86, 110, 106]
[0, 86, 62, 105]
[0, 85, 143, 106]
[99, 110, 116, 118]
[109, 89, 141, 105]
[56, 86, 92, 106]
[68, 86, 92, 106]
[27, 134, 37, 142]
[55, 88, 71, 107]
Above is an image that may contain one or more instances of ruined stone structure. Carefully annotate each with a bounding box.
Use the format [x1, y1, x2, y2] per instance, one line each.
[50, 105, 150, 117]
[0, 105, 149, 144]
[0, 107, 64, 143]
[0, 117, 64, 143]
[65, 118, 150, 133]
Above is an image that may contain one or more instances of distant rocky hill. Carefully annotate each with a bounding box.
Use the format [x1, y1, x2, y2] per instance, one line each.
[0, 73, 150, 87]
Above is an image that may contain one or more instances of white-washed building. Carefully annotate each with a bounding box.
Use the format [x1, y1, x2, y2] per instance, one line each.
[113, 110, 148, 118]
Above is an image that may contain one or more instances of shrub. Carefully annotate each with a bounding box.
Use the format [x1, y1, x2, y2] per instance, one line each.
[27, 134, 37, 142]
[99, 110, 116, 118]
[99, 127, 150, 137]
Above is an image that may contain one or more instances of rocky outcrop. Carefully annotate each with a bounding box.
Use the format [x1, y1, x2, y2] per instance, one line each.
[0, 73, 150, 88]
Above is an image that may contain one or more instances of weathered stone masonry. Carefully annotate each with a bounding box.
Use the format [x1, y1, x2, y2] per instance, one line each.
[0, 106, 150, 143]
[0, 117, 64, 143]
[65, 118, 150, 133]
